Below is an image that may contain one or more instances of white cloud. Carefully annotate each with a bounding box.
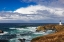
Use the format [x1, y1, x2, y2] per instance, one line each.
[14, 5, 43, 14]
[0, 16, 5, 20]
[14, 5, 52, 14]
[14, 5, 64, 16]
[0, 5, 64, 22]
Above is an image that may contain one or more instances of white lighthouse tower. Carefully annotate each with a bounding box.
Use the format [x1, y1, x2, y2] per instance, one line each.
[59, 20, 62, 25]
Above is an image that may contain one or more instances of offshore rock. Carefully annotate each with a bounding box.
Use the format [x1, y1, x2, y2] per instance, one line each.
[18, 39, 25, 42]
[0, 30, 3, 33]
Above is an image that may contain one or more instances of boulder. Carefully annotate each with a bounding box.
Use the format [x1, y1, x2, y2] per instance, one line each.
[36, 26, 45, 31]
[18, 39, 25, 42]
[0, 30, 3, 33]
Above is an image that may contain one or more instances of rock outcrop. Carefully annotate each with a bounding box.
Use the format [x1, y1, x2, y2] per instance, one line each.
[0, 30, 3, 33]
[31, 31, 64, 42]
[55, 25, 64, 31]
[36, 24, 64, 32]
[18, 39, 25, 42]
[31, 24, 64, 42]
[36, 26, 45, 32]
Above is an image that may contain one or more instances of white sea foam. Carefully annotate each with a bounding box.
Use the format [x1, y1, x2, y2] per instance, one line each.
[16, 27, 37, 32]
[10, 38, 20, 42]
[45, 30, 55, 33]
[33, 31, 45, 34]
[9, 28, 28, 30]
[17, 35, 31, 40]
[26, 27, 37, 29]
[33, 30, 54, 35]
[22, 36, 31, 40]
[26, 27, 37, 32]
[9, 28, 16, 29]
[16, 28, 28, 30]
[46, 30, 52, 32]
[0, 31, 8, 35]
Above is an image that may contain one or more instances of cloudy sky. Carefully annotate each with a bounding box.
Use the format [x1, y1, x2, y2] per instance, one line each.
[0, 0, 64, 23]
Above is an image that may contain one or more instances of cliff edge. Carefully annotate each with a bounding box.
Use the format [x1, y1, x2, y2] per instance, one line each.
[36, 24, 64, 32]
[31, 30, 64, 42]
[31, 24, 64, 42]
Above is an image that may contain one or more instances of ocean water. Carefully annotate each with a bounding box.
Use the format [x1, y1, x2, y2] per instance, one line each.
[0, 23, 56, 42]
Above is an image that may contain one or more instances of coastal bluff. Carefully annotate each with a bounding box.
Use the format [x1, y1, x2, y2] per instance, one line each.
[31, 24, 64, 42]
[36, 24, 64, 32]
[31, 30, 64, 42]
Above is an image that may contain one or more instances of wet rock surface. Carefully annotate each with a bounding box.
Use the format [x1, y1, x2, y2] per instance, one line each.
[18, 39, 26, 42]
[0, 30, 3, 33]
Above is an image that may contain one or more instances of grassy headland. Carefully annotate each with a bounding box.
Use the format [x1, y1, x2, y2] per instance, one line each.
[31, 24, 64, 42]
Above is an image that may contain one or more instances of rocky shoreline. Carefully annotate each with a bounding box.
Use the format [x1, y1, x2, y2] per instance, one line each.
[31, 30, 64, 42]
[31, 24, 64, 42]
[36, 24, 64, 32]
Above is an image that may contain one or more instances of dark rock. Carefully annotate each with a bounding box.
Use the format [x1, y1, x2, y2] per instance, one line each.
[0, 30, 3, 33]
[18, 39, 26, 42]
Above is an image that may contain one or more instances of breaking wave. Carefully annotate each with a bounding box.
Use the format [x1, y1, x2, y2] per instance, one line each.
[0, 31, 8, 35]
[9, 28, 16, 29]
